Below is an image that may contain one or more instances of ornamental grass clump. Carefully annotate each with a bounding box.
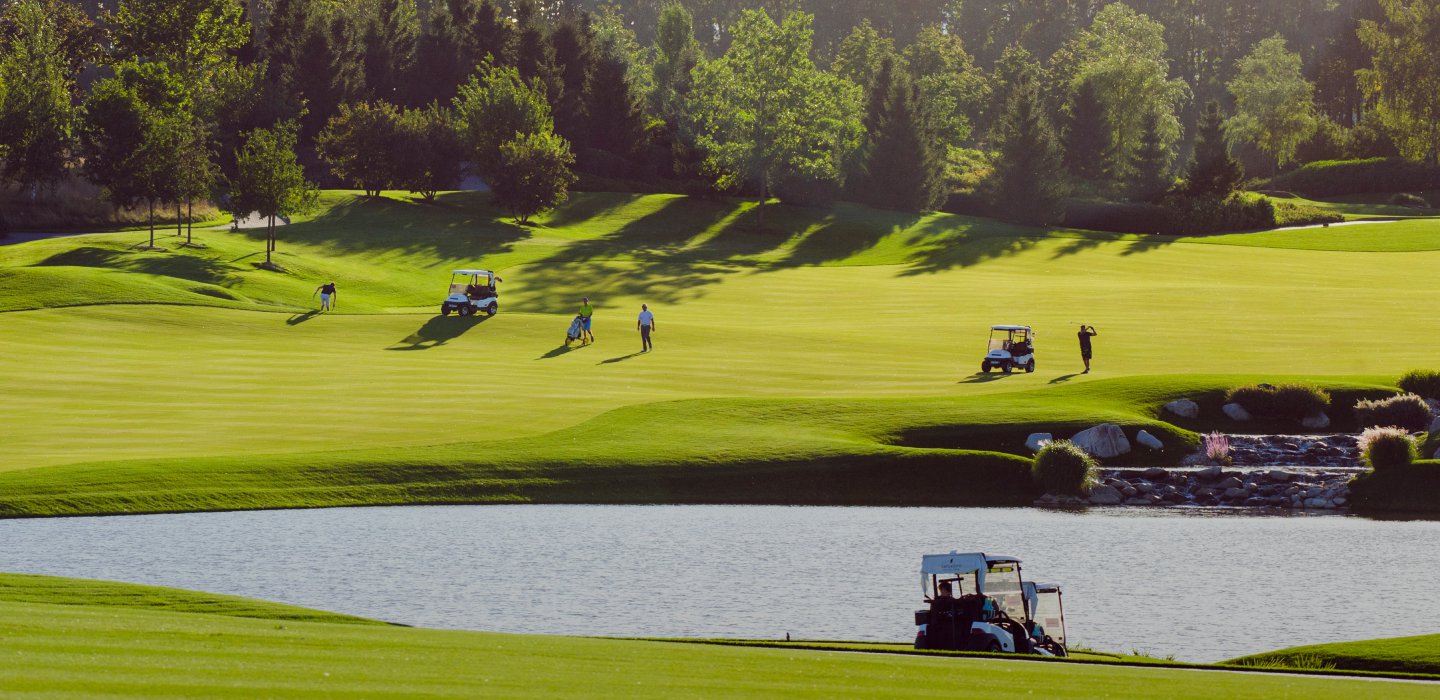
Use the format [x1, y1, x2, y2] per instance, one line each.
[1032, 440, 1098, 496]
[1398, 370, 1440, 400]
[1353, 393, 1432, 432]
[1225, 383, 1330, 422]
[1204, 431, 1232, 465]
[1357, 426, 1418, 471]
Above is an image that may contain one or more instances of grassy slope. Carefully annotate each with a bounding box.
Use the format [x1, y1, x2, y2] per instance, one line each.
[1228, 634, 1440, 676]
[1, 191, 1437, 515]
[3, 574, 1433, 698]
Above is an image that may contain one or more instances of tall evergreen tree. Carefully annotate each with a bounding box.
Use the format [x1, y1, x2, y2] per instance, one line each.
[1063, 78, 1109, 181]
[363, 0, 419, 105]
[512, 0, 558, 96]
[1184, 100, 1243, 197]
[413, 1, 465, 106]
[586, 35, 647, 160]
[862, 55, 945, 211]
[1128, 112, 1172, 201]
[649, 1, 701, 121]
[986, 72, 1066, 225]
[547, 14, 594, 151]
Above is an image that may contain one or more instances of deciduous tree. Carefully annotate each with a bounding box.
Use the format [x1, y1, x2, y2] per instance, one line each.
[0, 0, 74, 197]
[452, 63, 553, 180]
[1224, 35, 1318, 172]
[316, 101, 402, 197]
[491, 130, 576, 223]
[1358, 0, 1440, 163]
[688, 9, 863, 223]
[231, 121, 318, 267]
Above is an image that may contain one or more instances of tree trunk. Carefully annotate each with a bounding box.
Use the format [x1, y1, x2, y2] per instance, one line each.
[148, 200, 156, 248]
[186, 199, 193, 245]
[758, 170, 768, 227]
[176, 202, 183, 239]
[266, 215, 274, 265]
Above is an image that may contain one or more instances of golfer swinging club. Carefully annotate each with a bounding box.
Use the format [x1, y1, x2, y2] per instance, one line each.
[1078, 324, 1098, 373]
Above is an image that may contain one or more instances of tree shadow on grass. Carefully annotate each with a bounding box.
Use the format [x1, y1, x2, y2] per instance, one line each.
[389, 314, 488, 350]
[286, 310, 321, 325]
[35, 245, 240, 287]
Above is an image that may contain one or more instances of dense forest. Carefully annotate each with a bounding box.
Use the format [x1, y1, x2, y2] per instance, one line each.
[1, 0, 1438, 230]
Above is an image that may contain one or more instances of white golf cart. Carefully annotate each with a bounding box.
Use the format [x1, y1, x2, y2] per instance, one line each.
[440, 269, 501, 317]
[913, 551, 1064, 656]
[981, 325, 1035, 374]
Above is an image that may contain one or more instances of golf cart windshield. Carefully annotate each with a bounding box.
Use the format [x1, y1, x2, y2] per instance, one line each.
[988, 327, 1030, 351]
[1033, 588, 1066, 645]
[450, 271, 495, 295]
[985, 562, 1027, 620]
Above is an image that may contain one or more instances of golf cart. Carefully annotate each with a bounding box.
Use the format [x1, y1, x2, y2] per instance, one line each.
[912, 551, 1065, 656]
[440, 270, 500, 317]
[981, 325, 1035, 374]
[1024, 581, 1069, 657]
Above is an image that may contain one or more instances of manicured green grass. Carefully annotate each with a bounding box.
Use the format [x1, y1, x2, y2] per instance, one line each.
[3, 573, 1434, 698]
[1227, 634, 1440, 676]
[0, 191, 1437, 515]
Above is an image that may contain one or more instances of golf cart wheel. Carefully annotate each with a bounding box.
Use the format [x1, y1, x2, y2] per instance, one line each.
[486, 302, 498, 316]
[981, 362, 991, 374]
[1002, 361, 1014, 374]
[459, 305, 474, 317]
[1025, 360, 1035, 373]
[985, 640, 1003, 653]
[440, 306, 451, 316]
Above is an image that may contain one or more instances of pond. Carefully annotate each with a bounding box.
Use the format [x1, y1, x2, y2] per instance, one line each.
[3, 504, 1437, 663]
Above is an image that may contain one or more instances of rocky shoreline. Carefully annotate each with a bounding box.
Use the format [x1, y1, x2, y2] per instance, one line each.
[1036, 433, 1361, 511]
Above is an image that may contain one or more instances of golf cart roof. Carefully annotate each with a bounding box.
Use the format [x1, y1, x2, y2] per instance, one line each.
[920, 552, 1021, 575]
[1031, 582, 1060, 593]
[990, 325, 1031, 332]
[452, 269, 495, 276]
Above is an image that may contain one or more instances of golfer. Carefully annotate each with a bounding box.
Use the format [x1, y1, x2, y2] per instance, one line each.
[314, 281, 338, 311]
[579, 297, 595, 343]
[1078, 324, 1098, 373]
[637, 304, 655, 352]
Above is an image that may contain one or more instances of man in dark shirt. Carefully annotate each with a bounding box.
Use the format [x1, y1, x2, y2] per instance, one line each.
[314, 282, 338, 312]
[1078, 325, 1098, 373]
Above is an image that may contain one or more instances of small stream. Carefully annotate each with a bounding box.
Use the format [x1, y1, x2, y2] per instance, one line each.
[2, 504, 1437, 663]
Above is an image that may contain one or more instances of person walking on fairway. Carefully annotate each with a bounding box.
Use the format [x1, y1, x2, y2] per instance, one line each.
[637, 304, 656, 352]
[314, 281, 338, 312]
[1078, 324, 1098, 373]
[579, 297, 595, 344]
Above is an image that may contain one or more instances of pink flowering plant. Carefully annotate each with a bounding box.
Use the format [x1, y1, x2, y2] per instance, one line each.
[1204, 431, 1232, 465]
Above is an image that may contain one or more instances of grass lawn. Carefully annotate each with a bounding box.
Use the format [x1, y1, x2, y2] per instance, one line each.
[0, 191, 1437, 515]
[3, 573, 1434, 698]
[1227, 634, 1440, 676]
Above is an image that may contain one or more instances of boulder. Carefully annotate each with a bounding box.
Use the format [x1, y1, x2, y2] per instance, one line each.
[1136, 430, 1164, 450]
[1025, 433, 1053, 453]
[1196, 465, 1224, 481]
[1121, 486, 1138, 497]
[1332, 497, 1347, 507]
[1222, 403, 1252, 422]
[1216, 476, 1243, 490]
[1224, 487, 1250, 500]
[1301, 412, 1331, 430]
[1434, 447, 1440, 461]
[1087, 484, 1124, 505]
[1243, 497, 1268, 507]
[1430, 415, 1440, 435]
[1071, 424, 1132, 459]
[1267, 469, 1293, 483]
[1141, 467, 1169, 480]
[1163, 399, 1200, 419]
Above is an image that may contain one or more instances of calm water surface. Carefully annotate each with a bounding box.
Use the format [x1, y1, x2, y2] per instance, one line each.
[2, 505, 1436, 663]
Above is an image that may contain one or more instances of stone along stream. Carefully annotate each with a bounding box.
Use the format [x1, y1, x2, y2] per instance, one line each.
[3, 504, 1438, 663]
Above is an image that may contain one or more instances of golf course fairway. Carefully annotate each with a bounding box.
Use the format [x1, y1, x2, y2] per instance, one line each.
[1, 191, 1438, 516]
[2, 573, 1434, 698]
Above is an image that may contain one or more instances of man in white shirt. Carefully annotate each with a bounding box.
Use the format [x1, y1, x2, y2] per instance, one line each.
[637, 304, 656, 352]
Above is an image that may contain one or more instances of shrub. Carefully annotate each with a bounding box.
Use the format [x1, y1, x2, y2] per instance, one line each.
[1264, 158, 1440, 197]
[1353, 393, 1433, 432]
[1031, 440, 1098, 496]
[1225, 383, 1331, 422]
[1270, 199, 1344, 227]
[1388, 192, 1431, 208]
[1358, 426, 1418, 471]
[1398, 370, 1440, 400]
[1155, 193, 1275, 235]
[1061, 199, 1178, 234]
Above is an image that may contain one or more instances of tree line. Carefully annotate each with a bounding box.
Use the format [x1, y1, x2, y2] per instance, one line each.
[1, 0, 1437, 232]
